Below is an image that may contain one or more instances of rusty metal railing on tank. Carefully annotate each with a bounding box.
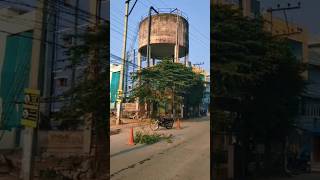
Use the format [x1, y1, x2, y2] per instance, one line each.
[140, 8, 188, 22]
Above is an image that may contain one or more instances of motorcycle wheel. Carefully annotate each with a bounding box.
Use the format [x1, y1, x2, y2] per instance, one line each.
[150, 120, 159, 131]
[165, 121, 174, 129]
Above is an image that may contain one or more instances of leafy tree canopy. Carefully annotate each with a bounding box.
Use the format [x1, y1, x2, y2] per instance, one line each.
[130, 60, 205, 117]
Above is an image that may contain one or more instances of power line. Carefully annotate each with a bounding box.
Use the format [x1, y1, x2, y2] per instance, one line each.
[146, 0, 157, 8]
[190, 24, 210, 40]
[0, 0, 106, 30]
[0, 28, 65, 48]
[138, 0, 149, 8]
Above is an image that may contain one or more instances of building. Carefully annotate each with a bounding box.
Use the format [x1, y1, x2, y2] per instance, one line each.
[212, 1, 309, 178]
[296, 42, 320, 170]
[0, 6, 36, 149]
[47, 0, 109, 127]
[0, 0, 110, 149]
[110, 64, 121, 110]
[263, 13, 309, 78]
[191, 66, 210, 116]
[203, 74, 210, 116]
[212, 0, 261, 17]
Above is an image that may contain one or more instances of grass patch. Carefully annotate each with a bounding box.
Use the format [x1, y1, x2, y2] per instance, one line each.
[134, 131, 173, 145]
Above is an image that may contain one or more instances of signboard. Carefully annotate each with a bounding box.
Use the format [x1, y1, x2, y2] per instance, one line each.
[21, 88, 40, 128]
[123, 103, 138, 112]
[47, 131, 83, 148]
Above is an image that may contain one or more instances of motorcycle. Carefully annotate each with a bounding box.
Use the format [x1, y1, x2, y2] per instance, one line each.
[287, 151, 311, 174]
[149, 116, 174, 130]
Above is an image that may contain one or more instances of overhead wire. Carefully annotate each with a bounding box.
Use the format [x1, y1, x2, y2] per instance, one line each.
[0, 1, 110, 121]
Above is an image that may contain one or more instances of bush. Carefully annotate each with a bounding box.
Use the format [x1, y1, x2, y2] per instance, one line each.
[134, 131, 173, 145]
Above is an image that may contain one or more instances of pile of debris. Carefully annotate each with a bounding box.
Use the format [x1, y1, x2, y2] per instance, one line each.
[0, 150, 21, 179]
[36, 155, 93, 180]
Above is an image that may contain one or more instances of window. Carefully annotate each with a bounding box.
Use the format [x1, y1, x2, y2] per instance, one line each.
[62, 34, 73, 47]
[64, 0, 72, 7]
[57, 78, 68, 87]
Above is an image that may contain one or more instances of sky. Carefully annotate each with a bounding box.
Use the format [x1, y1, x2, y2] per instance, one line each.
[110, 0, 210, 73]
[259, 0, 320, 41]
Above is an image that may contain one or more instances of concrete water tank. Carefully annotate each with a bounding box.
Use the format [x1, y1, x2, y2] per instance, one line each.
[138, 12, 189, 60]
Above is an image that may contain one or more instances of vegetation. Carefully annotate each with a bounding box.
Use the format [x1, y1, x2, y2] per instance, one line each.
[130, 59, 205, 118]
[50, 22, 109, 178]
[134, 131, 173, 145]
[212, 4, 306, 178]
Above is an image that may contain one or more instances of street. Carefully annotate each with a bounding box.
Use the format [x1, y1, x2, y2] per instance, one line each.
[110, 116, 210, 180]
[259, 173, 320, 180]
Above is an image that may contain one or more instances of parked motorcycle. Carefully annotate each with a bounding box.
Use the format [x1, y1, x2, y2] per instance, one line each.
[287, 151, 311, 174]
[149, 116, 174, 130]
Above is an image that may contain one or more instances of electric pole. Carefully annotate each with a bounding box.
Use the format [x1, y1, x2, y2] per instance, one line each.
[71, 0, 80, 99]
[116, 0, 138, 125]
[146, 6, 159, 67]
[21, 0, 46, 179]
[116, 0, 130, 125]
[266, 2, 302, 37]
[82, 0, 100, 155]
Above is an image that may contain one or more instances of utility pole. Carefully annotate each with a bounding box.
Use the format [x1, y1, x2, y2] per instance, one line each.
[137, 51, 141, 114]
[82, 0, 100, 155]
[266, 2, 302, 37]
[71, 0, 80, 99]
[21, 0, 46, 179]
[146, 6, 159, 67]
[124, 51, 130, 99]
[145, 7, 159, 118]
[116, 0, 138, 125]
[172, 83, 175, 119]
[116, 0, 130, 125]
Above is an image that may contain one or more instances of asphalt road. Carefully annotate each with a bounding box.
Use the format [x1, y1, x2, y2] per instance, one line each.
[110, 116, 210, 180]
[259, 173, 320, 180]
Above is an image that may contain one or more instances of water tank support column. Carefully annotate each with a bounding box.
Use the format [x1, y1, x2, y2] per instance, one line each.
[174, 11, 180, 63]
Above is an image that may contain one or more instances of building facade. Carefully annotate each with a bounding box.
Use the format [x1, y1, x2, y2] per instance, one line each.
[0, 7, 35, 149]
[47, 0, 109, 127]
[212, 0, 260, 17]
[296, 43, 320, 169]
[212, 1, 309, 178]
[110, 64, 121, 110]
[191, 66, 210, 116]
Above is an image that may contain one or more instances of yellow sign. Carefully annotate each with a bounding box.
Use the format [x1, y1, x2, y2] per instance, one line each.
[21, 88, 40, 128]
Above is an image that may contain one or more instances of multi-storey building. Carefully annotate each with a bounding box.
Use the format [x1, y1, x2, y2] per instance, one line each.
[192, 65, 210, 116]
[212, 0, 309, 178]
[296, 42, 320, 170]
[47, 0, 109, 127]
[0, 6, 35, 149]
[212, 0, 261, 17]
[0, 0, 109, 149]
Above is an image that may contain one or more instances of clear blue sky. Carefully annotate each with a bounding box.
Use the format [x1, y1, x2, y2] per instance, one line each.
[110, 0, 210, 73]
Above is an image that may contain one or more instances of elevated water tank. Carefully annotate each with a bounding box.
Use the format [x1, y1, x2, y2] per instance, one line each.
[138, 11, 189, 59]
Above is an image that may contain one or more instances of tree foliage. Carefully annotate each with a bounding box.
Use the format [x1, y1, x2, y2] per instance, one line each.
[130, 60, 204, 118]
[51, 24, 108, 128]
[50, 22, 109, 178]
[212, 4, 306, 176]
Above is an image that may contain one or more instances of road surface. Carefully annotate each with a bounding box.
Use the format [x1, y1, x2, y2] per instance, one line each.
[110, 116, 210, 180]
[258, 173, 320, 180]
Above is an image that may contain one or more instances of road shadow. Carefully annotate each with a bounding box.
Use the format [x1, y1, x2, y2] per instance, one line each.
[110, 144, 149, 158]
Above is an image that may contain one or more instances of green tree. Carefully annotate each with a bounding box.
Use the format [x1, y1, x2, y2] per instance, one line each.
[52, 22, 109, 178]
[212, 4, 305, 177]
[130, 60, 204, 118]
